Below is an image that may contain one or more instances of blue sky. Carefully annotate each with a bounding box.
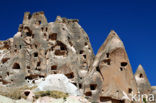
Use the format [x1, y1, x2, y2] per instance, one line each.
[0, 0, 155, 85]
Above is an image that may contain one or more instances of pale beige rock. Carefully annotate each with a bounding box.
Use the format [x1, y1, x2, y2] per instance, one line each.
[135, 65, 152, 94]
[22, 90, 35, 102]
[0, 95, 31, 103]
[151, 86, 156, 94]
[0, 12, 94, 99]
[84, 31, 138, 103]
[34, 96, 90, 103]
[0, 95, 90, 103]
[0, 11, 154, 103]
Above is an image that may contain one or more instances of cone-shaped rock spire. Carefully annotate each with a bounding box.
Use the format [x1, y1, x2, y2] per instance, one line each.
[135, 64, 151, 94]
[97, 30, 124, 54]
[85, 30, 138, 102]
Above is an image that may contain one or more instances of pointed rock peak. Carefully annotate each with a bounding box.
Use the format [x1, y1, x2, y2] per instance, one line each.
[89, 30, 138, 101]
[135, 65, 150, 87]
[107, 30, 123, 43]
[108, 30, 119, 38]
[135, 64, 151, 92]
[56, 16, 63, 22]
[135, 64, 147, 79]
[97, 30, 124, 53]
[136, 64, 145, 73]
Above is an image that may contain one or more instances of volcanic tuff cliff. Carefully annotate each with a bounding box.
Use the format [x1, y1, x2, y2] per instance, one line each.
[0, 12, 155, 103]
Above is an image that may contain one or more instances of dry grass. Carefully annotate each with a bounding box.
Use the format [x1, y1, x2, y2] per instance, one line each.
[0, 85, 68, 100]
[34, 90, 68, 99]
[0, 85, 36, 100]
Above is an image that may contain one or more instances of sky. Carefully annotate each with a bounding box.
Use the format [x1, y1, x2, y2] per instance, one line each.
[0, 0, 155, 85]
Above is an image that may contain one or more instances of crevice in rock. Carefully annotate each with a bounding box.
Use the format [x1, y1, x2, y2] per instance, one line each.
[102, 59, 111, 65]
[12, 63, 21, 69]
[49, 33, 57, 40]
[65, 72, 74, 79]
[51, 65, 57, 70]
[1, 58, 10, 64]
[34, 52, 38, 57]
[24, 91, 30, 96]
[85, 91, 92, 96]
[100, 96, 125, 103]
[90, 84, 97, 90]
[139, 73, 143, 78]
[121, 62, 127, 67]
[128, 88, 132, 94]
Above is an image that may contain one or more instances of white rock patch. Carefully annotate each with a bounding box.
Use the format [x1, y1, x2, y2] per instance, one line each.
[35, 74, 81, 96]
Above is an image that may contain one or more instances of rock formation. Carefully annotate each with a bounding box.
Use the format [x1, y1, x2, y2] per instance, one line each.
[0, 11, 154, 103]
[34, 74, 81, 96]
[135, 65, 152, 94]
[0, 94, 90, 103]
[84, 31, 138, 103]
[0, 11, 94, 88]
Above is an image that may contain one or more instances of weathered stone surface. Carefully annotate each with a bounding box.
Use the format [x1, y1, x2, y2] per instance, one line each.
[135, 65, 152, 94]
[84, 30, 138, 102]
[0, 95, 31, 103]
[34, 96, 90, 103]
[0, 11, 154, 103]
[151, 85, 156, 102]
[0, 95, 90, 103]
[151, 86, 156, 94]
[0, 12, 94, 98]
[34, 74, 81, 96]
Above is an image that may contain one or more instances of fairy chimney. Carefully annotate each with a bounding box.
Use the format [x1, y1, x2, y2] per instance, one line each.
[0, 11, 154, 103]
[135, 65, 152, 94]
[84, 30, 138, 103]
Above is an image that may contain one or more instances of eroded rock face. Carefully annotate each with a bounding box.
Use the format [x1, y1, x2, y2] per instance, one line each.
[135, 65, 152, 94]
[152, 86, 156, 94]
[84, 31, 138, 103]
[0, 11, 153, 103]
[34, 96, 90, 103]
[0, 95, 31, 103]
[0, 12, 94, 96]
[0, 95, 90, 103]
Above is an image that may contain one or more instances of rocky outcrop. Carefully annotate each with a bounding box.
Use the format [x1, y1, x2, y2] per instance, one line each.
[151, 86, 156, 96]
[0, 95, 31, 103]
[0, 95, 90, 103]
[135, 65, 152, 94]
[0, 11, 154, 103]
[34, 96, 90, 103]
[0, 11, 94, 97]
[84, 31, 138, 103]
